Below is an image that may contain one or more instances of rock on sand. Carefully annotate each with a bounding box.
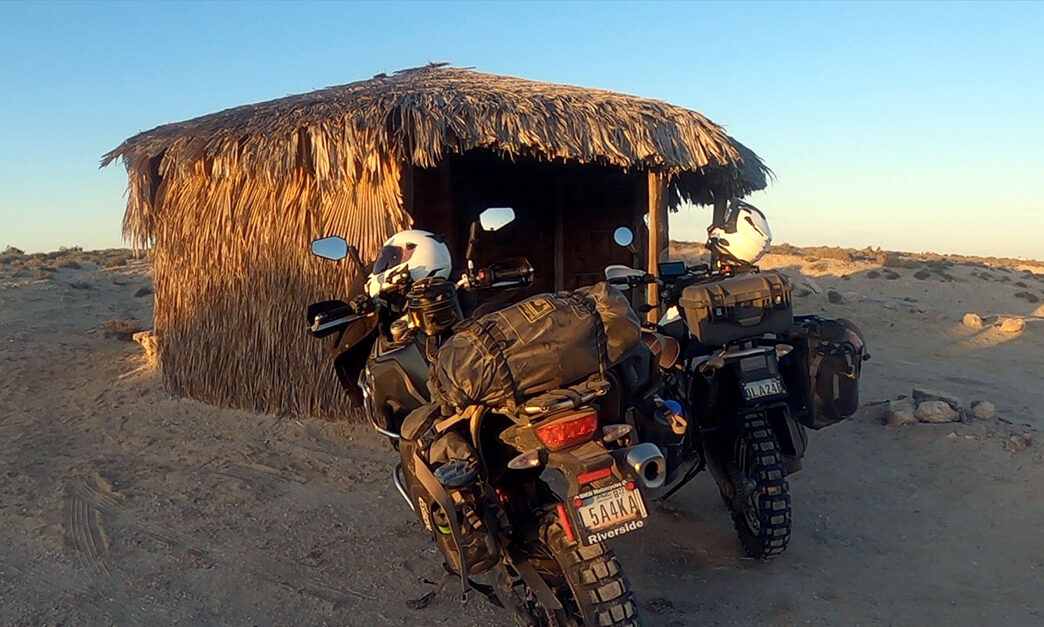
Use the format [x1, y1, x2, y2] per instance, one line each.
[912, 387, 963, 411]
[998, 317, 1026, 334]
[971, 400, 996, 420]
[883, 398, 918, 426]
[962, 313, 984, 329]
[915, 400, 960, 423]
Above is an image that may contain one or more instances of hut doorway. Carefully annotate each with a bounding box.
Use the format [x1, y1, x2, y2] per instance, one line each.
[406, 150, 645, 293]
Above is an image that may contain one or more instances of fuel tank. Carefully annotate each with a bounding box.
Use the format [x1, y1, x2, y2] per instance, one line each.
[362, 335, 431, 437]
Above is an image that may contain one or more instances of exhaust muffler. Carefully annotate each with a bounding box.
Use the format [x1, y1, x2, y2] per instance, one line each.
[613, 442, 667, 489]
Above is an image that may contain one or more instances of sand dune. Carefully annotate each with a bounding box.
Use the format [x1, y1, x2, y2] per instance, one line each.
[1, 246, 1041, 625]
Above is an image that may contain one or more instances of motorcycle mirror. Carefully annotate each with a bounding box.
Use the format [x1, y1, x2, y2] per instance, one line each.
[613, 227, 634, 248]
[479, 207, 515, 232]
[311, 236, 349, 261]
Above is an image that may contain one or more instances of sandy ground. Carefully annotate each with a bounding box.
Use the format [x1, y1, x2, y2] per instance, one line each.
[2, 251, 1043, 626]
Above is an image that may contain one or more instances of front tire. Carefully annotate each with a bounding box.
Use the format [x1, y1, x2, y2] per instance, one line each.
[493, 511, 640, 626]
[720, 415, 792, 559]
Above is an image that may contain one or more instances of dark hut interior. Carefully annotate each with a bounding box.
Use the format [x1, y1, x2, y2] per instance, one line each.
[407, 150, 644, 294]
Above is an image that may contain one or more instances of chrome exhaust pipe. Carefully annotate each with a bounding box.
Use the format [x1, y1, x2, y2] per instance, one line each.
[613, 442, 667, 490]
[393, 463, 414, 512]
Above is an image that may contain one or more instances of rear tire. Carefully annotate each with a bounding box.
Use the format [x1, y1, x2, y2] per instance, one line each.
[493, 511, 641, 626]
[720, 415, 792, 559]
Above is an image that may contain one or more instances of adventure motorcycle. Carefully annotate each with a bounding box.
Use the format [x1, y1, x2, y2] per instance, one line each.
[603, 221, 868, 559]
[307, 208, 658, 626]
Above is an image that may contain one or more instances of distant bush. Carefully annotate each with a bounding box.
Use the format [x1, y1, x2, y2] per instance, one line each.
[3, 246, 24, 256]
[801, 246, 854, 262]
[35, 269, 55, 280]
[57, 260, 82, 269]
[770, 242, 801, 256]
[877, 253, 904, 268]
[103, 256, 128, 268]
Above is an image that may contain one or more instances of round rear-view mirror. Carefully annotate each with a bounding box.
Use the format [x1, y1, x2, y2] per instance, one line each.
[479, 207, 516, 232]
[613, 226, 634, 248]
[311, 236, 349, 260]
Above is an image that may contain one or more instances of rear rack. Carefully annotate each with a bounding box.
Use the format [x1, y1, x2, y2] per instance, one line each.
[520, 378, 610, 416]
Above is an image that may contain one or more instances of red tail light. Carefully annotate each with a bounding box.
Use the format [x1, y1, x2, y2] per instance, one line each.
[535, 410, 598, 451]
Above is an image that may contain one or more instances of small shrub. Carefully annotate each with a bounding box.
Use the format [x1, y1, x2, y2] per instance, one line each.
[2, 246, 24, 256]
[878, 253, 904, 268]
[38, 265, 57, 272]
[101, 318, 143, 341]
[804, 246, 854, 262]
[35, 269, 55, 280]
[68, 281, 93, 290]
[771, 242, 801, 256]
[104, 256, 128, 268]
[57, 260, 81, 269]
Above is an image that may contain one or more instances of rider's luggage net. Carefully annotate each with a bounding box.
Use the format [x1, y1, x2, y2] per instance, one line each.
[428, 283, 640, 412]
[678, 271, 794, 346]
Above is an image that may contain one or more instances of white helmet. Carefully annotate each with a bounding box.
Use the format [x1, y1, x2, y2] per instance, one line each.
[365, 230, 453, 297]
[708, 200, 772, 264]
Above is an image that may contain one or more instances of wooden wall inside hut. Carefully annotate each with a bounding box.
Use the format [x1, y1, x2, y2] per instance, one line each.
[407, 150, 646, 295]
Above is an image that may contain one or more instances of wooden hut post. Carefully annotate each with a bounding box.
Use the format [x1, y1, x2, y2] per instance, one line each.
[712, 195, 728, 228]
[646, 171, 667, 323]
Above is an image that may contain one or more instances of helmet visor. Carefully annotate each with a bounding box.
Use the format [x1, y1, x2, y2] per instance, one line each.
[372, 244, 416, 274]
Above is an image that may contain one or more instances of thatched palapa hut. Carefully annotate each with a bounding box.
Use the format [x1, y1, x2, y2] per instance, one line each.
[103, 64, 769, 418]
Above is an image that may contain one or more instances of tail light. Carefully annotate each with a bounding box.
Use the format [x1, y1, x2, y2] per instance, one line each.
[535, 409, 598, 451]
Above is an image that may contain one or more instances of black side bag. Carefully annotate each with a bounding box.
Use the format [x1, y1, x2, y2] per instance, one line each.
[780, 316, 869, 429]
[398, 406, 500, 579]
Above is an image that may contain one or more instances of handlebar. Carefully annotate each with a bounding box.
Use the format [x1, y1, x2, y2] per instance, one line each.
[607, 273, 660, 288]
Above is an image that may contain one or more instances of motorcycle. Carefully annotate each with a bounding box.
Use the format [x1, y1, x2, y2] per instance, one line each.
[601, 226, 868, 559]
[307, 209, 659, 626]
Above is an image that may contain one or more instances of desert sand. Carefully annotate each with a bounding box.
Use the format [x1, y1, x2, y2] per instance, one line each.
[1, 245, 1042, 625]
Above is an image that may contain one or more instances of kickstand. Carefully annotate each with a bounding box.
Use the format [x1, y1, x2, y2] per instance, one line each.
[405, 570, 454, 610]
[405, 564, 504, 610]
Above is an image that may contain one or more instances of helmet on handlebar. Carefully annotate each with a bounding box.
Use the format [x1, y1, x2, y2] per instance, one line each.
[707, 200, 772, 264]
[366, 230, 453, 297]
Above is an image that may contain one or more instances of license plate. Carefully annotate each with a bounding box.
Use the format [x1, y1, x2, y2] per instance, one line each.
[573, 481, 648, 544]
[742, 376, 786, 400]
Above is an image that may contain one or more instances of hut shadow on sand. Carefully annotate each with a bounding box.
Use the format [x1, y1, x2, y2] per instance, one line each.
[103, 63, 770, 418]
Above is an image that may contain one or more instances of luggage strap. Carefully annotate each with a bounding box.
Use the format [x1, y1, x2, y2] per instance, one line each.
[412, 449, 471, 600]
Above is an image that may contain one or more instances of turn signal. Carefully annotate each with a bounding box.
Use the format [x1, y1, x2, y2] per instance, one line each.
[535, 410, 598, 451]
[602, 423, 633, 442]
[507, 448, 545, 470]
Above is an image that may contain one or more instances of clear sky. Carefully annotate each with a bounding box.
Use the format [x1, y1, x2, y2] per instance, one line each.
[1, 1, 1042, 258]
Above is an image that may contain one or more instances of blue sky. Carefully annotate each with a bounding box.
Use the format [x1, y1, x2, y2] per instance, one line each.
[1, 1, 1042, 257]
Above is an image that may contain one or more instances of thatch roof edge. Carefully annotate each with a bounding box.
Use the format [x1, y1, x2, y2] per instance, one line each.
[103, 65, 770, 200]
